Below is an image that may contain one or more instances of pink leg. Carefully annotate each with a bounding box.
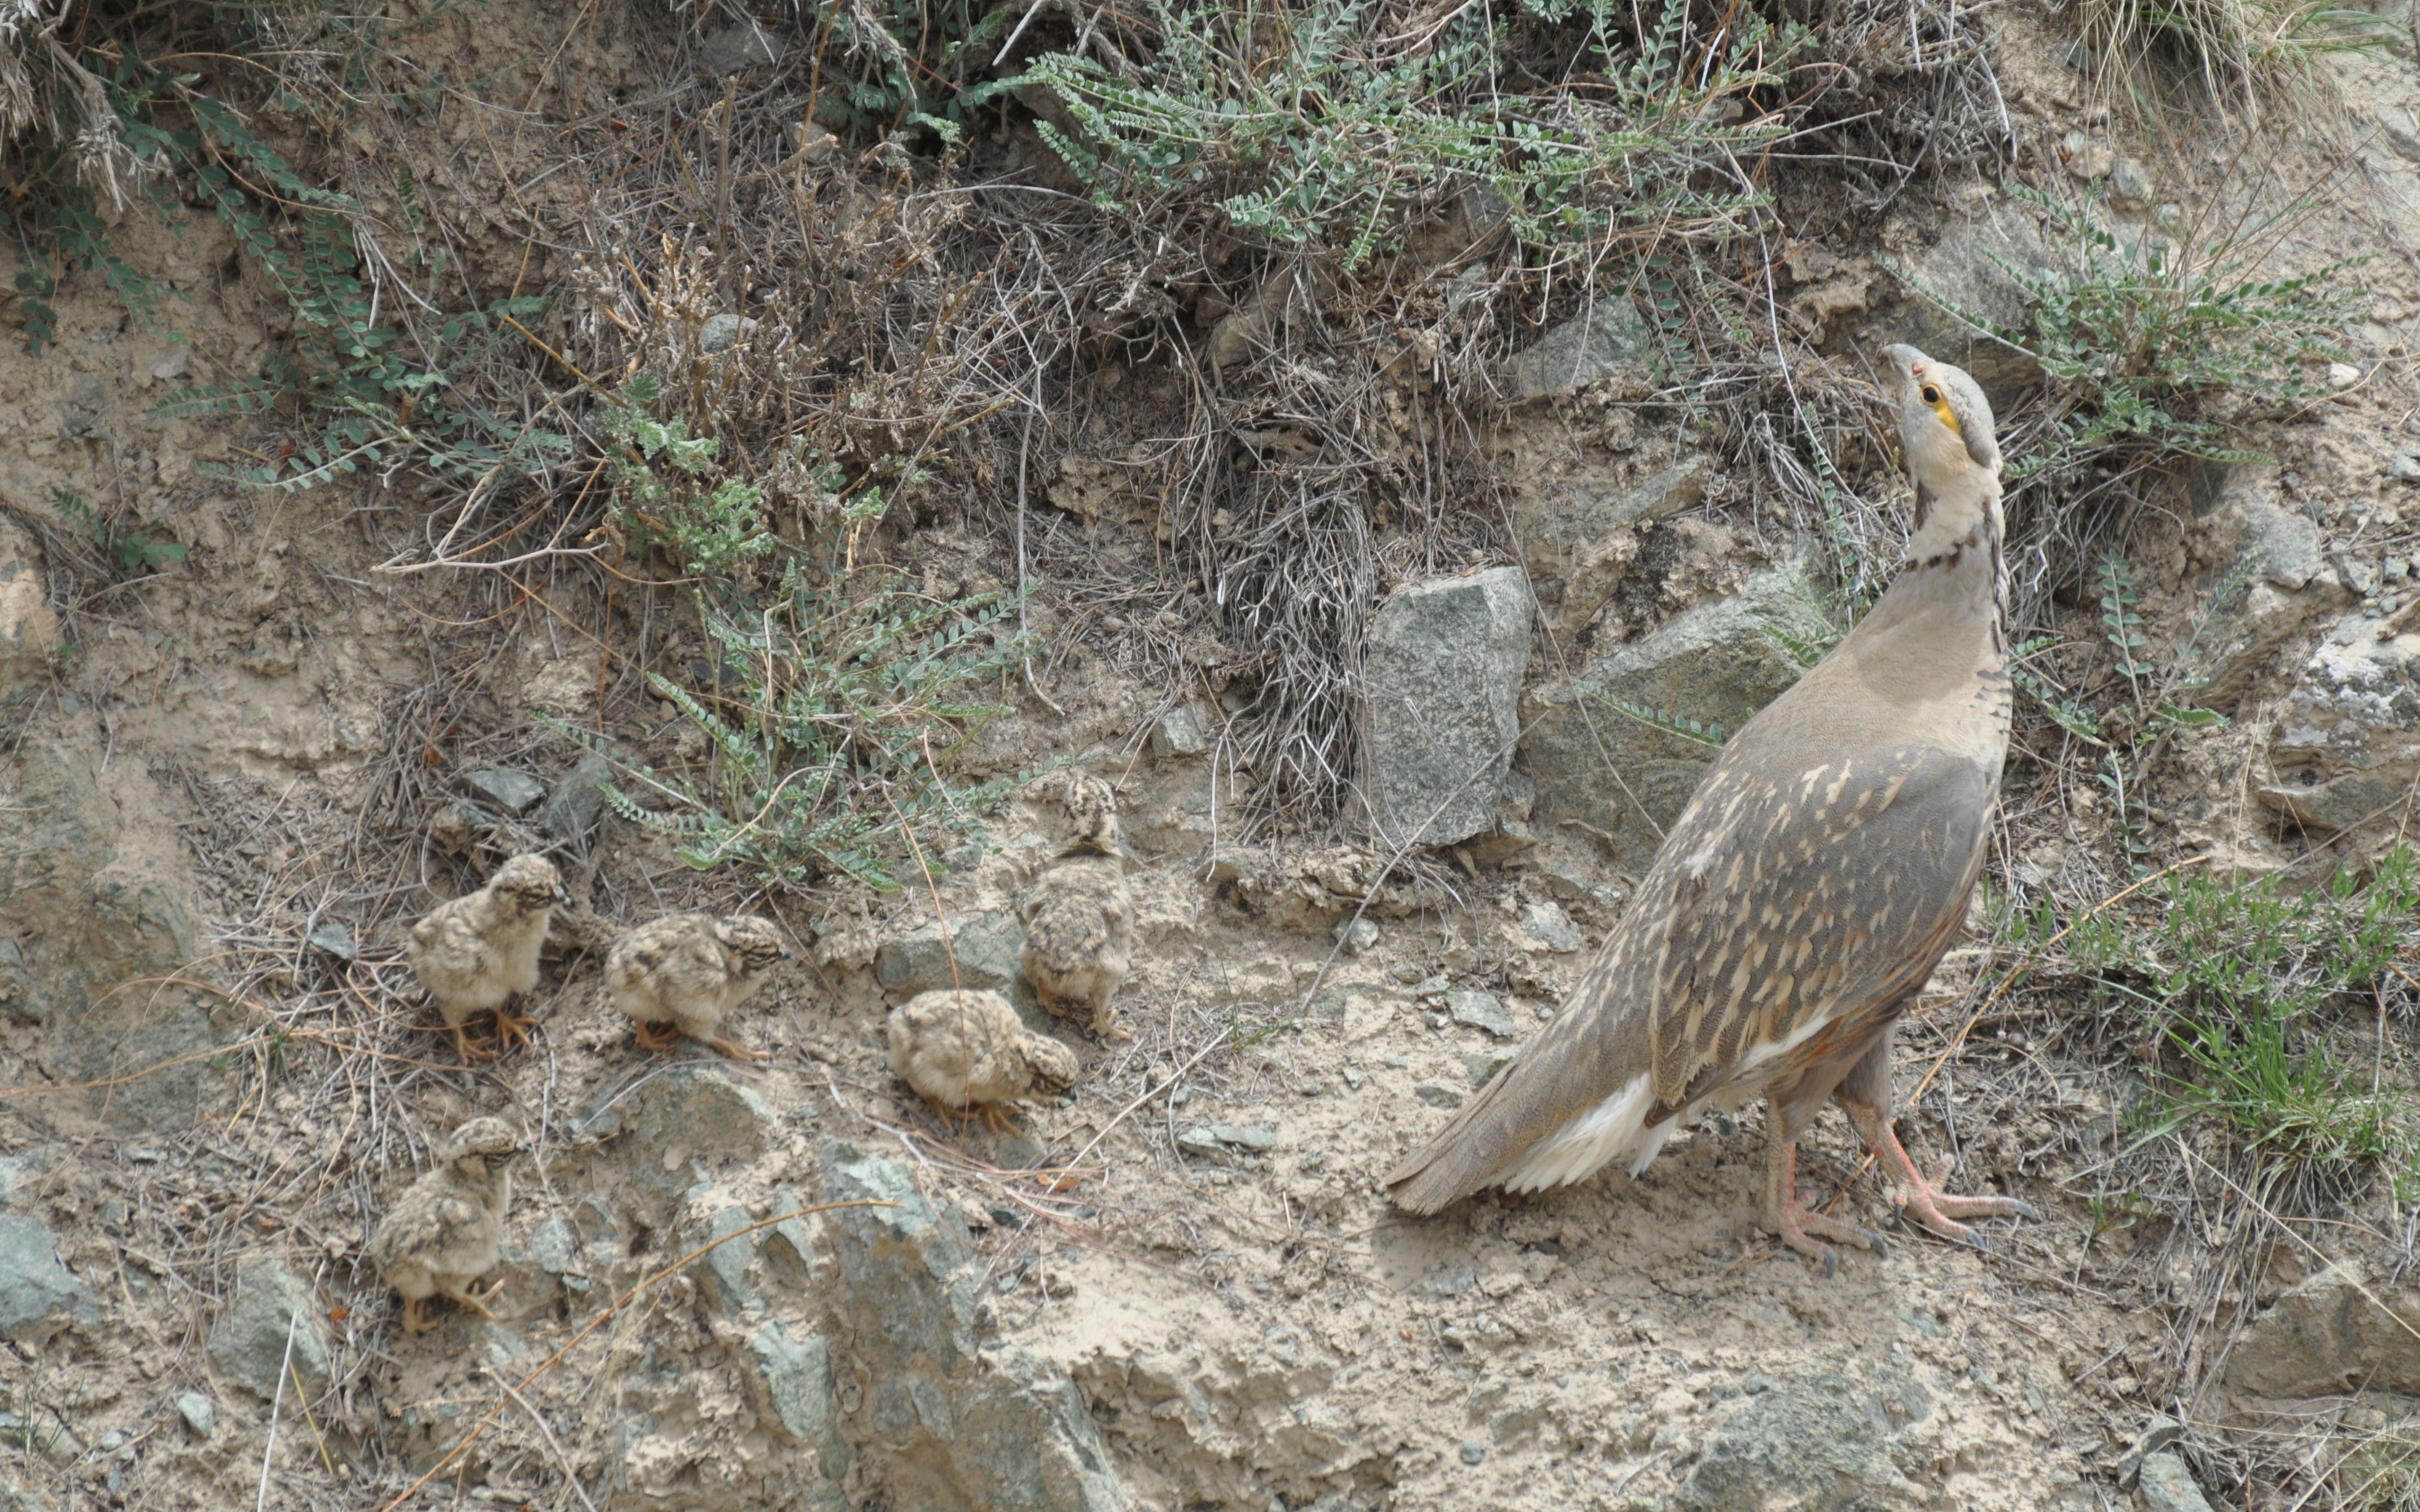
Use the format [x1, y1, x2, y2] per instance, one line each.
[1763, 1096, 1888, 1277]
[1834, 1036, 2036, 1250]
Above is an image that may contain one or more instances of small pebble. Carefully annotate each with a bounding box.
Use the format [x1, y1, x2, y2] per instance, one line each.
[176, 1392, 214, 1439]
[1296, 1079, 1323, 1097]
[1342, 1067, 1366, 1090]
[1460, 1441, 1487, 1465]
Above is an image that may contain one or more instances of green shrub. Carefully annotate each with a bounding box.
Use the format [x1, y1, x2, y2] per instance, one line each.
[580, 559, 1036, 895]
[603, 376, 774, 578]
[1019, 0, 1798, 267]
[1899, 182, 2356, 476]
[6, 16, 562, 493]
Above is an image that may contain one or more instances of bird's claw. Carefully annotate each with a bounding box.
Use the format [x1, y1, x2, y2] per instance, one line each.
[1773, 1195, 1889, 1271]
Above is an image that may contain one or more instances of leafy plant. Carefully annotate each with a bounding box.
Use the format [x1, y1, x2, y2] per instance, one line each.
[1896, 182, 2357, 476]
[582, 560, 1036, 894]
[810, 0, 1016, 142]
[1589, 690, 1725, 748]
[603, 376, 775, 578]
[47, 487, 186, 574]
[2008, 552, 2235, 876]
[1019, 0, 1799, 268]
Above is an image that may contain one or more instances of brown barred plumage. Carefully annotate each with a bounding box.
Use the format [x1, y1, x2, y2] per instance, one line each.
[1386, 345, 2035, 1269]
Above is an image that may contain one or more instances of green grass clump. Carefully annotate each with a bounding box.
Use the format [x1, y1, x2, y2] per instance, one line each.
[2059, 849, 2420, 1188]
[2074, 0, 2388, 121]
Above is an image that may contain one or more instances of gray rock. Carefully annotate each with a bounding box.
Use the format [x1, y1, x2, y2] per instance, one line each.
[529, 1216, 578, 1274]
[697, 1205, 761, 1314]
[1446, 990, 1517, 1038]
[700, 313, 757, 355]
[1178, 1124, 1278, 1156]
[1148, 703, 1210, 758]
[747, 1321, 850, 1504]
[175, 1391, 214, 1439]
[2226, 1263, 2420, 1397]
[1518, 452, 1711, 618]
[206, 1259, 330, 1401]
[1888, 207, 2051, 389]
[1, 742, 218, 1130]
[1465, 1051, 1515, 1089]
[876, 911, 1027, 1000]
[2137, 1453, 2216, 1512]
[0, 1214, 98, 1345]
[2108, 156, 2152, 209]
[1336, 916, 1379, 954]
[540, 752, 617, 841]
[1509, 301, 1652, 401]
[613, 1066, 780, 1202]
[1675, 1366, 1935, 1511]
[2257, 632, 2420, 834]
[2236, 499, 2323, 590]
[1524, 557, 1830, 869]
[0, 937, 38, 1025]
[306, 921, 356, 960]
[2391, 453, 2420, 483]
[1415, 1083, 1464, 1109]
[1363, 567, 1534, 848]
[699, 20, 781, 74]
[458, 768, 545, 814]
[1520, 900, 1581, 953]
[823, 1154, 1129, 1510]
[2118, 1416, 2183, 1489]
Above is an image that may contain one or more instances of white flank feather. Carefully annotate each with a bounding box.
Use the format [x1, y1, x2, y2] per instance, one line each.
[1494, 1006, 1845, 1194]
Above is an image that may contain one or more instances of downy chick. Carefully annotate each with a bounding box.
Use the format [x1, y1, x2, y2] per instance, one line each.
[368, 1116, 523, 1335]
[606, 913, 788, 1061]
[887, 988, 1079, 1132]
[405, 854, 569, 1062]
[1020, 774, 1134, 1040]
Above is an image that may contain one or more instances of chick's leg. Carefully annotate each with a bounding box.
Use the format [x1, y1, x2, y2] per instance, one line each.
[442, 1278, 501, 1322]
[1832, 1034, 2036, 1250]
[400, 1296, 429, 1335]
[631, 1019, 682, 1053]
[698, 1034, 771, 1062]
[491, 1004, 539, 1054]
[450, 1022, 496, 1064]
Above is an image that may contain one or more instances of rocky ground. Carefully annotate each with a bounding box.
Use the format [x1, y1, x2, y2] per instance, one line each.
[5, 0, 2420, 1509]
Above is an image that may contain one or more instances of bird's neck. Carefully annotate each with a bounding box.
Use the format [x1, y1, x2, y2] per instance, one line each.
[1856, 469, 2007, 660]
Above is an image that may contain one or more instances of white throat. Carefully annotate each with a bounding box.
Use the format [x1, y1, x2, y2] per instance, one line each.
[1906, 468, 2003, 562]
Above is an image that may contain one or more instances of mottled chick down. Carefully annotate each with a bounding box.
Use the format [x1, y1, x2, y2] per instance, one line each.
[887, 989, 1079, 1131]
[1020, 774, 1134, 1041]
[368, 1116, 524, 1335]
[606, 913, 790, 1061]
[405, 854, 569, 1062]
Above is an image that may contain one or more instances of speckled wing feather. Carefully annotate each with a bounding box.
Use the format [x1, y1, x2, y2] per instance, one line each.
[1386, 731, 1992, 1213]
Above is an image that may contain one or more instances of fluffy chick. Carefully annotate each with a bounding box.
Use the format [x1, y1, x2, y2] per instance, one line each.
[405, 854, 569, 1062]
[606, 913, 789, 1061]
[887, 989, 1079, 1132]
[368, 1116, 523, 1335]
[1020, 774, 1134, 1041]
